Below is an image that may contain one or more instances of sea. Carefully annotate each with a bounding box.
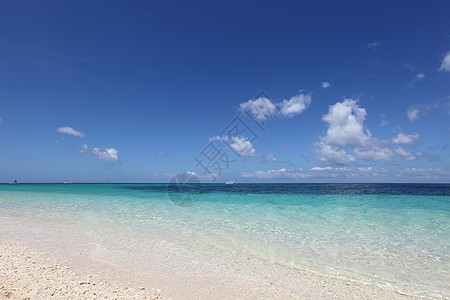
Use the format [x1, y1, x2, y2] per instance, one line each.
[0, 183, 449, 296]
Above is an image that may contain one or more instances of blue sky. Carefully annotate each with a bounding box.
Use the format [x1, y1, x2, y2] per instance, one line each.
[0, 0, 449, 183]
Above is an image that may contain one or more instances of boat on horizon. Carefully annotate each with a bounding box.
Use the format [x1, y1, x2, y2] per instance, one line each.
[225, 181, 236, 185]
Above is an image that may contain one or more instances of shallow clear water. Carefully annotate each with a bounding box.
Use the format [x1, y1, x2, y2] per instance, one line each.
[0, 183, 449, 294]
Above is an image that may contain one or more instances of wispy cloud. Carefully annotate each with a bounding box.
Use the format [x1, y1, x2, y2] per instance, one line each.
[321, 81, 331, 89]
[264, 153, 277, 162]
[367, 41, 381, 51]
[438, 50, 450, 71]
[409, 73, 425, 87]
[380, 113, 390, 127]
[406, 101, 450, 122]
[157, 152, 169, 157]
[57, 126, 85, 138]
[404, 64, 415, 71]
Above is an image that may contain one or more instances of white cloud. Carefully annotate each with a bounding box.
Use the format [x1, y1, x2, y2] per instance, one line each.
[416, 73, 425, 79]
[264, 153, 277, 162]
[241, 166, 450, 182]
[407, 107, 420, 122]
[354, 147, 394, 161]
[396, 168, 450, 181]
[57, 126, 85, 138]
[314, 141, 356, 165]
[229, 136, 256, 157]
[380, 119, 390, 126]
[406, 101, 450, 122]
[157, 152, 169, 157]
[279, 93, 311, 117]
[242, 166, 388, 180]
[321, 81, 331, 89]
[78, 144, 120, 161]
[239, 92, 311, 120]
[379, 113, 390, 126]
[79, 144, 89, 153]
[239, 97, 277, 121]
[210, 135, 256, 157]
[311, 166, 332, 171]
[394, 147, 422, 161]
[321, 99, 372, 147]
[409, 73, 425, 87]
[367, 41, 381, 51]
[438, 51, 450, 72]
[92, 147, 119, 161]
[315, 99, 423, 165]
[392, 133, 420, 145]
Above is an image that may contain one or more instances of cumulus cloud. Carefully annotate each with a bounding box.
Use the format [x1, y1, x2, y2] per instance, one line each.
[367, 41, 381, 51]
[210, 136, 256, 157]
[57, 126, 85, 138]
[392, 133, 420, 145]
[439, 51, 450, 72]
[394, 147, 422, 161]
[354, 147, 394, 161]
[315, 99, 423, 165]
[239, 92, 311, 120]
[229, 136, 256, 157]
[92, 147, 119, 161]
[321, 99, 372, 148]
[315, 141, 356, 165]
[239, 97, 277, 121]
[279, 93, 311, 117]
[321, 81, 331, 89]
[79, 144, 119, 161]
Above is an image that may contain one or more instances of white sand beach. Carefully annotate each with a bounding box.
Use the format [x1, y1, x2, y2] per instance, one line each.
[0, 216, 443, 299]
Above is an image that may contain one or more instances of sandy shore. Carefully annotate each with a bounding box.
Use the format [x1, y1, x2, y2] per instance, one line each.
[0, 242, 163, 299]
[0, 216, 446, 299]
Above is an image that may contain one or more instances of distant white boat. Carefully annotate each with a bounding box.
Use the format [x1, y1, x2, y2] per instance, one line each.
[226, 181, 236, 185]
[9, 180, 18, 184]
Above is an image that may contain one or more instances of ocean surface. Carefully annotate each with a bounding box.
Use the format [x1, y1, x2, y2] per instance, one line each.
[0, 183, 449, 296]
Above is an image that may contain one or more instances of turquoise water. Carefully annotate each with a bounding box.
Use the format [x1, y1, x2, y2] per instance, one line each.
[0, 183, 449, 295]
